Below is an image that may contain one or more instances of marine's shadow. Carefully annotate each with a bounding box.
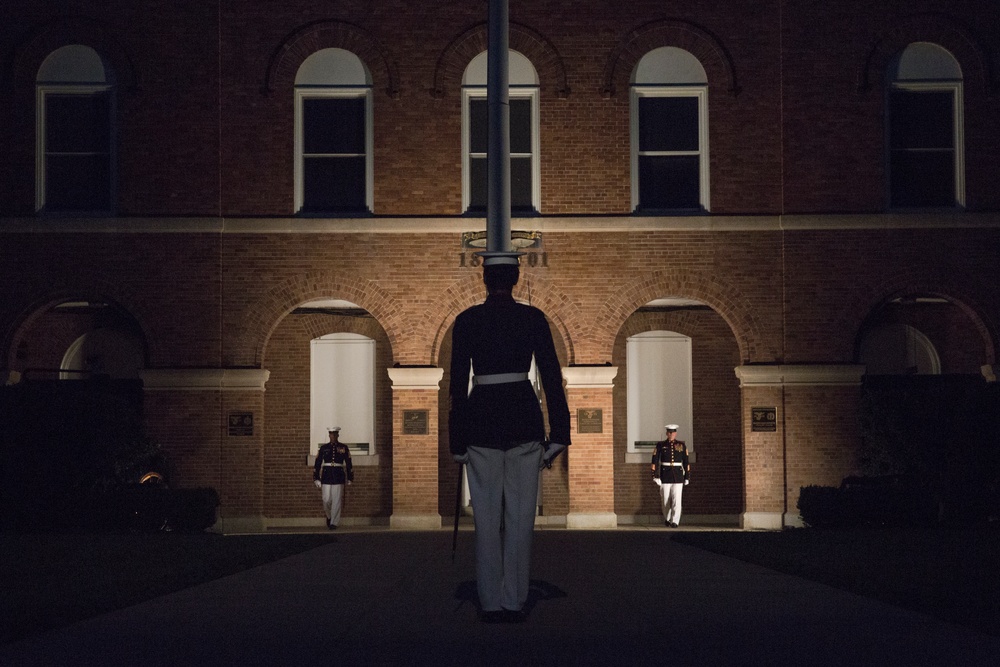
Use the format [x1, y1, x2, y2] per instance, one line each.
[454, 579, 568, 616]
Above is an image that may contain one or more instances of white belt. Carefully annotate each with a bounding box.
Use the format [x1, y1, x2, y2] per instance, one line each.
[472, 372, 529, 386]
[322, 462, 346, 467]
[662, 462, 684, 466]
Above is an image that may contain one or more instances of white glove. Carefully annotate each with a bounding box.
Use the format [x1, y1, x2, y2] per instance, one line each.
[452, 452, 469, 464]
[654, 478, 662, 487]
[684, 480, 689, 486]
[314, 480, 321, 489]
[540, 443, 566, 469]
[347, 480, 352, 485]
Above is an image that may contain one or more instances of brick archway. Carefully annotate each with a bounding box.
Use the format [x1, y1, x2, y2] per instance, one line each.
[229, 272, 403, 368]
[427, 271, 577, 367]
[430, 22, 570, 99]
[857, 12, 994, 96]
[587, 269, 775, 364]
[261, 20, 400, 98]
[601, 18, 740, 98]
[834, 268, 998, 367]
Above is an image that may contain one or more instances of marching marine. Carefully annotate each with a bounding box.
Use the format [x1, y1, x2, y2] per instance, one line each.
[313, 426, 353, 529]
[651, 424, 690, 527]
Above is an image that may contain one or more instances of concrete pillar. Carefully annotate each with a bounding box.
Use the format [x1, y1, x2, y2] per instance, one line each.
[140, 368, 270, 534]
[735, 365, 865, 529]
[563, 366, 619, 529]
[387, 367, 444, 529]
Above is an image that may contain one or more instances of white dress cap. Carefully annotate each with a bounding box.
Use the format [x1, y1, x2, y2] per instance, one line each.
[665, 424, 679, 431]
[327, 426, 341, 432]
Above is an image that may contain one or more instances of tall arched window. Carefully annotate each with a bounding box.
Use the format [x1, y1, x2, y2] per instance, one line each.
[36, 45, 115, 214]
[887, 43, 964, 208]
[631, 47, 710, 213]
[462, 51, 540, 214]
[295, 49, 373, 214]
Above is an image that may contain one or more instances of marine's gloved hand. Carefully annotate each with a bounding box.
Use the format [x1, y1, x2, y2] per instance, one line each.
[540, 443, 566, 469]
[654, 478, 662, 487]
[452, 452, 469, 465]
[314, 480, 321, 489]
[684, 479, 689, 486]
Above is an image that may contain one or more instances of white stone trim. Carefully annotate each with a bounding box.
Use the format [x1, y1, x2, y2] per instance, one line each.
[566, 512, 618, 529]
[387, 367, 444, 390]
[4, 212, 998, 234]
[735, 364, 865, 387]
[740, 511, 783, 530]
[389, 513, 442, 530]
[140, 368, 271, 391]
[562, 366, 618, 388]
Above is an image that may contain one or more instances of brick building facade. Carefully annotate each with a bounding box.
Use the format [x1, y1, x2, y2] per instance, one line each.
[2, 1, 998, 532]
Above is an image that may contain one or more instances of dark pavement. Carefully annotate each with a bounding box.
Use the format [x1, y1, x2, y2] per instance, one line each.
[3, 527, 999, 666]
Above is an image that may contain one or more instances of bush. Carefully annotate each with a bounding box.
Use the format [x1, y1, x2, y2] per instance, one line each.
[117, 486, 220, 533]
[798, 485, 843, 528]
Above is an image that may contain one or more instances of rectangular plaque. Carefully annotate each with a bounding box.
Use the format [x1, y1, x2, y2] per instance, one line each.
[403, 410, 429, 435]
[228, 412, 254, 436]
[577, 408, 603, 434]
[751, 407, 777, 432]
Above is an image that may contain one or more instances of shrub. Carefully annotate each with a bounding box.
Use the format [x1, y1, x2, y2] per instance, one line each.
[797, 485, 843, 528]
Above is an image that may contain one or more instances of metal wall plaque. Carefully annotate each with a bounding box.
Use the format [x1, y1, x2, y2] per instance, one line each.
[228, 412, 253, 436]
[751, 407, 777, 432]
[403, 410, 429, 435]
[577, 408, 603, 434]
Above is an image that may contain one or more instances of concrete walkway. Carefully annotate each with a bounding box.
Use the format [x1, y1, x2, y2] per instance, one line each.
[3, 528, 999, 666]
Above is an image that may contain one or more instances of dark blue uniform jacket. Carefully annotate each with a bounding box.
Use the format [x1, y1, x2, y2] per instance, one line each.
[449, 293, 571, 454]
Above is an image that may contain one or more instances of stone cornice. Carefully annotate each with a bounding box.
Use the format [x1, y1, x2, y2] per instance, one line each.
[735, 365, 865, 387]
[3, 213, 998, 234]
[562, 365, 618, 388]
[139, 368, 271, 391]
[387, 367, 444, 390]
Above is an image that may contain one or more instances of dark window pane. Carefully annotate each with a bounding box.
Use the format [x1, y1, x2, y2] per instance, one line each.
[470, 99, 488, 154]
[46, 154, 111, 211]
[302, 156, 367, 211]
[46, 93, 111, 153]
[890, 90, 953, 150]
[638, 155, 700, 210]
[468, 156, 533, 212]
[469, 157, 487, 210]
[510, 98, 532, 154]
[639, 96, 699, 152]
[511, 157, 532, 210]
[890, 150, 955, 207]
[303, 97, 366, 154]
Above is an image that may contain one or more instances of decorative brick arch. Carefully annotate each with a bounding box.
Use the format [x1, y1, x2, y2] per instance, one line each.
[857, 12, 995, 96]
[430, 22, 570, 98]
[3, 280, 154, 371]
[231, 273, 404, 368]
[262, 20, 400, 98]
[833, 268, 997, 366]
[586, 270, 775, 364]
[601, 18, 740, 98]
[4, 16, 139, 95]
[427, 272, 576, 367]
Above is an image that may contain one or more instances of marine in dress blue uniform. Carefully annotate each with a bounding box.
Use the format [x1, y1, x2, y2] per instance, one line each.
[651, 424, 690, 527]
[449, 260, 571, 622]
[313, 426, 353, 529]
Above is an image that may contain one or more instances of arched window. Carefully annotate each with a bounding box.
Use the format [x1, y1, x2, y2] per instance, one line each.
[631, 47, 710, 213]
[626, 329, 694, 460]
[887, 43, 964, 209]
[462, 51, 540, 214]
[294, 49, 373, 214]
[36, 45, 115, 214]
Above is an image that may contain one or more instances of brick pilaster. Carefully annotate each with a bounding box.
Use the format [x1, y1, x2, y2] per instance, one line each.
[735, 365, 864, 529]
[387, 367, 444, 529]
[140, 369, 270, 534]
[563, 366, 619, 529]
